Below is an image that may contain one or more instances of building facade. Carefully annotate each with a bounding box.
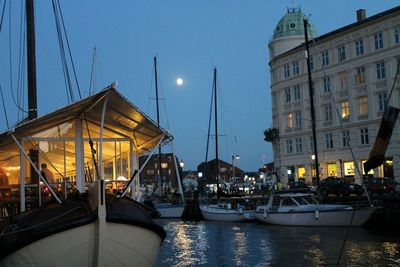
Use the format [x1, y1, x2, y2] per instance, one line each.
[138, 153, 182, 190]
[197, 159, 245, 185]
[267, 7, 400, 186]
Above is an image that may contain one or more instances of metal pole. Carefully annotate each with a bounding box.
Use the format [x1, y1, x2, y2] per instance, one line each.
[304, 19, 321, 201]
[26, 0, 37, 120]
[154, 56, 163, 193]
[213, 68, 220, 199]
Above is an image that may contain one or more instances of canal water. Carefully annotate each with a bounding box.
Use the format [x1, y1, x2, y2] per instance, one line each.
[156, 219, 400, 266]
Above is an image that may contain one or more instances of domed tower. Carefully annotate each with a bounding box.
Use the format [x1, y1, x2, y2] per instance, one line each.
[268, 7, 316, 60]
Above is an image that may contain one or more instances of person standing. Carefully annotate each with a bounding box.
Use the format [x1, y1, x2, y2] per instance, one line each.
[40, 163, 54, 184]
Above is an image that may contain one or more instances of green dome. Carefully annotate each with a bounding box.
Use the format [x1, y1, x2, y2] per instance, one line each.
[273, 8, 316, 39]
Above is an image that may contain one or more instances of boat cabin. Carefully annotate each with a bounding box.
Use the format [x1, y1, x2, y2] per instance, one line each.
[268, 193, 319, 212]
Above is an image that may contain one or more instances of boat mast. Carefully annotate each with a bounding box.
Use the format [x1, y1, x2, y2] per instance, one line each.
[213, 68, 220, 199]
[26, 0, 37, 120]
[154, 56, 163, 192]
[303, 19, 321, 200]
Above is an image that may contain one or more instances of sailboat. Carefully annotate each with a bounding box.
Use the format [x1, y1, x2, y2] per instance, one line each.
[199, 68, 253, 222]
[255, 18, 378, 227]
[0, 1, 167, 266]
[147, 56, 185, 218]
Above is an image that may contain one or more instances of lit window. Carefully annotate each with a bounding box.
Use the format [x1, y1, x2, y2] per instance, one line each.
[359, 96, 368, 115]
[287, 113, 293, 129]
[341, 101, 350, 119]
[161, 163, 168, 169]
[355, 66, 365, 85]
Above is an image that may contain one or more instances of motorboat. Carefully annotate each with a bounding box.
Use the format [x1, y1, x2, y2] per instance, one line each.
[200, 202, 248, 222]
[255, 193, 378, 226]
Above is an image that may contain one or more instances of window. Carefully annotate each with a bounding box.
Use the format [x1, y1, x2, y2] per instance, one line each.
[286, 139, 293, 154]
[325, 133, 333, 149]
[378, 92, 387, 112]
[360, 128, 369, 145]
[294, 111, 301, 128]
[293, 85, 301, 100]
[359, 96, 368, 115]
[374, 32, 383, 49]
[341, 101, 350, 119]
[395, 26, 400, 44]
[295, 138, 302, 153]
[355, 66, 365, 85]
[284, 64, 290, 78]
[342, 130, 350, 147]
[355, 39, 364, 56]
[376, 61, 385, 80]
[323, 76, 330, 93]
[322, 50, 329, 66]
[324, 105, 332, 121]
[292, 61, 299, 75]
[287, 113, 293, 129]
[338, 45, 346, 61]
[310, 55, 314, 70]
[285, 88, 291, 103]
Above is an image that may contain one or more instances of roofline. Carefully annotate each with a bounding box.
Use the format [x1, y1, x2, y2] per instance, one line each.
[272, 5, 400, 60]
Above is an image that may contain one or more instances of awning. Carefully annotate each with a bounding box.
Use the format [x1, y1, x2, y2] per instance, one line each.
[0, 86, 172, 155]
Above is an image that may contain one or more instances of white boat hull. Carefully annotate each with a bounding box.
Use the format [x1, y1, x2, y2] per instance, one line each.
[0, 222, 162, 267]
[200, 205, 246, 222]
[255, 206, 377, 227]
[155, 203, 185, 218]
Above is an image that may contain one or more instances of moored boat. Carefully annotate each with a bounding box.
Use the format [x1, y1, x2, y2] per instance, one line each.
[0, 87, 171, 266]
[255, 193, 378, 227]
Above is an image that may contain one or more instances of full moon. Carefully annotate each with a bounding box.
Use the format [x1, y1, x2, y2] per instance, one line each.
[176, 78, 183, 86]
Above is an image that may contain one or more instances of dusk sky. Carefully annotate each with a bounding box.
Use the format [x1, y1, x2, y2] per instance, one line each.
[0, 1, 399, 172]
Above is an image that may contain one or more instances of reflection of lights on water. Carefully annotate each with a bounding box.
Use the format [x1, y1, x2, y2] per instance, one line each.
[169, 222, 208, 266]
[232, 231, 248, 265]
[383, 242, 398, 257]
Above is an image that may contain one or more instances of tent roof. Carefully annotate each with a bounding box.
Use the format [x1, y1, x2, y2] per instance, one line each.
[0, 86, 172, 154]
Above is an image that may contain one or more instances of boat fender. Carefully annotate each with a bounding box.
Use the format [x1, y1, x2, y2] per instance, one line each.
[238, 208, 243, 214]
[264, 209, 268, 219]
[315, 209, 319, 219]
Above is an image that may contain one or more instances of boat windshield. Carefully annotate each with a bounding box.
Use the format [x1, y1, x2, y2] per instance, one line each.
[302, 195, 319, 204]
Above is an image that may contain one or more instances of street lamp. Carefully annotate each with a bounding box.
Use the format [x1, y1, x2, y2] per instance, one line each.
[232, 154, 240, 182]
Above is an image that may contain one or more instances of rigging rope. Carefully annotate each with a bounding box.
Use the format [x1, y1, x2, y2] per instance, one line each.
[52, 0, 74, 103]
[55, 0, 82, 99]
[0, 84, 9, 128]
[0, 0, 6, 32]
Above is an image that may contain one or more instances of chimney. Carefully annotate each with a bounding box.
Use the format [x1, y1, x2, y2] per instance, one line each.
[357, 9, 366, 22]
